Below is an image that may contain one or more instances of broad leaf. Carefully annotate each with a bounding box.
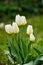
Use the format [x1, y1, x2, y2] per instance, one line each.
[24, 61, 33, 65]
[34, 55, 43, 65]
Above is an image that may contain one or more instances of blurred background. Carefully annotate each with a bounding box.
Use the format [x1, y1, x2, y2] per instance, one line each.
[0, 0, 43, 22]
[0, 0, 43, 65]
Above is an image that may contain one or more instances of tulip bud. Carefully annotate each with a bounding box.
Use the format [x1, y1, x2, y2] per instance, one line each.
[12, 22, 19, 34]
[27, 25, 33, 35]
[5, 24, 13, 34]
[30, 33, 35, 41]
[21, 16, 27, 25]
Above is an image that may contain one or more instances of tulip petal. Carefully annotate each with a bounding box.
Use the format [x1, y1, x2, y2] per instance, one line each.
[27, 25, 33, 35]
[30, 33, 35, 41]
[12, 22, 19, 34]
[5, 24, 13, 34]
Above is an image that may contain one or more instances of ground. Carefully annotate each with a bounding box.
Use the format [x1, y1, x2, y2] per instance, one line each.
[0, 15, 43, 63]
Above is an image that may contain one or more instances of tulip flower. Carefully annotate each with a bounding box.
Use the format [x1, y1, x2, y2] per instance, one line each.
[12, 22, 19, 34]
[5, 24, 13, 34]
[27, 25, 33, 35]
[15, 14, 21, 26]
[15, 14, 27, 26]
[21, 16, 27, 25]
[30, 33, 35, 41]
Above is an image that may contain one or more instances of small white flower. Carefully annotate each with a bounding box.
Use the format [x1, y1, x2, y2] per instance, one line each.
[21, 16, 27, 25]
[5, 24, 13, 34]
[30, 33, 35, 41]
[27, 25, 33, 35]
[15, 14, 27, 26]
[12, 22, 19, 34]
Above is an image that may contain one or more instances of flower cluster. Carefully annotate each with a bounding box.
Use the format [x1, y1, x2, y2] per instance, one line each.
[4, 14, 38, 65]
[5, 14, 35, 41]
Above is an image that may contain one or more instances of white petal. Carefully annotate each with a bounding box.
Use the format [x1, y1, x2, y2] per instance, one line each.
[15, 14, 27, 26]
[12, 22, 19, 34]
[27, 25, 33, 35]
[21, 16, 27, 25]
[5, 24, 13, 34]
[15, 14, 21, 26]
[30, 34, 35, 41]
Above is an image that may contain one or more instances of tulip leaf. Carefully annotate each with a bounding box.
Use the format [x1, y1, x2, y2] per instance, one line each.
[34, 55, 43, 65]
[23, 61, 33, 65]
[21, 39, 28, 59]
[8, 37, 18, 61]
[7, 55, 14, 64]
[17, 34, 25, 63]
[8, 37, 16, 56]
[17, 34, 31, 64]
[39, 55, 43, 61]
[33, 47, 41, 55]
[8, 36, 23, 64]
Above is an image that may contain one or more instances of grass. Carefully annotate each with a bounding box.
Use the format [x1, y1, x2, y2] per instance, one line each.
[0, 15, 43, 63]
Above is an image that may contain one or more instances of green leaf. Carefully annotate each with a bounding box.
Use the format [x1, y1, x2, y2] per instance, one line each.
[8, 38, 18, 63]
[23, 61, 33, 65]
[8, 36, 23, 64]
[24, 54, 34, 63]
[34, 55, 43, 65]
[7, 55, 14, 64]
[39, 55, 43, 61]
[21, 39, 28, 59]
[17, 34, 25, 63]
[8, 37, 17, 58]
[21, 38, 30, 58]
[33, 48, 41, 55]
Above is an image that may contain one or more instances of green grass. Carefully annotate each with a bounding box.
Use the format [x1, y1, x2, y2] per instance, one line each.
[0, 15, 43, 63]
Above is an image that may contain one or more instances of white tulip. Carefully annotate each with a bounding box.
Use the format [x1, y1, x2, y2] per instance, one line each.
[27, 25, 33, 35]
[15, 14, 21, 26]
[30, 33, 35, 41]
[15, 14, 27, 26]
[12, 22, 19, 34]
[5, 24, 13, 34]
[21, 16, 27, 25]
